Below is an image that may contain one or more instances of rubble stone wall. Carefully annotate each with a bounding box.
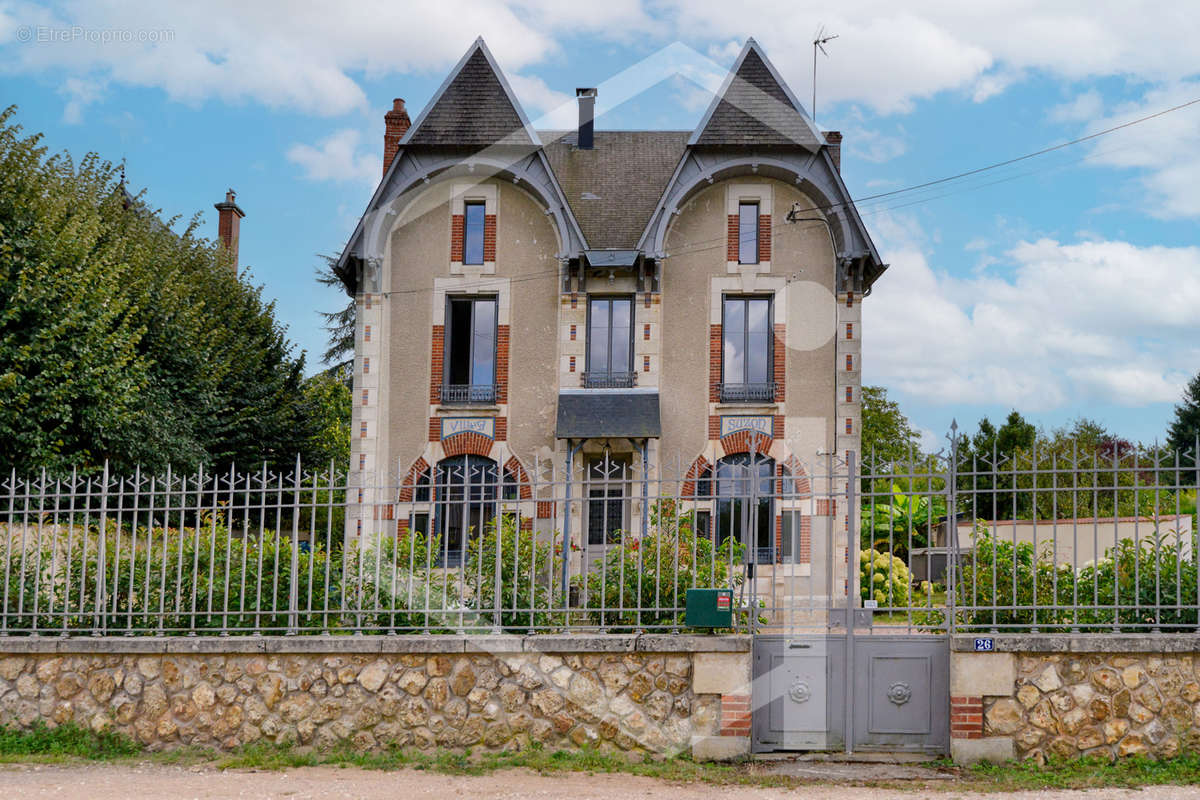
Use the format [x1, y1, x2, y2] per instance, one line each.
[0, 636, 751, 760]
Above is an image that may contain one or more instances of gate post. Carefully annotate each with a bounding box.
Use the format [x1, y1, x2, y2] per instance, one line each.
[945, 422, 959, 635]
[844, 449, 856, 754]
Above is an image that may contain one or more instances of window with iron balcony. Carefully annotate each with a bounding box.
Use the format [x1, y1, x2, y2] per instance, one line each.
[583, 295, 636, 388]
[440, 295, 498, 404]
[720, 295, 774, 402]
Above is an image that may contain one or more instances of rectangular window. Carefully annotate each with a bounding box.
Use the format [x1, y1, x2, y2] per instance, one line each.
[721, 296, 773, 402]
[410, 512, 430, 537]
[443, 296, 497, 403]
[585, 296, 634, 388]
[694, 510, 711, 539]
[780, 511, 801, 563]
[463, 201, 486, 265]
[738, 202, 759, 264]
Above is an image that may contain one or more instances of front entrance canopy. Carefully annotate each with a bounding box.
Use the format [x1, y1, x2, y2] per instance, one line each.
[555, 390, 661, 439]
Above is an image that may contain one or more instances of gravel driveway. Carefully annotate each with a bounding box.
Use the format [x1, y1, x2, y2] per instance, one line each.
[3, 763, 1200, 799]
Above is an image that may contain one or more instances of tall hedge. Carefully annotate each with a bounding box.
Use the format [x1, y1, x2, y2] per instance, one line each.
[0, 107, 347, 476]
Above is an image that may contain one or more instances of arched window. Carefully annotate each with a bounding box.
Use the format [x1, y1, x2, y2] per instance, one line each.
[436, 454, 498, 566]
[714, 453, 775, 564]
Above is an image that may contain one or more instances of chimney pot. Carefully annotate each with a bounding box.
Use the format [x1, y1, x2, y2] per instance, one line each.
[825, 130, 842, 173]
[576, 88, 596, 150]
[214, 188, 245, 271]
[383, 98, 411, 175]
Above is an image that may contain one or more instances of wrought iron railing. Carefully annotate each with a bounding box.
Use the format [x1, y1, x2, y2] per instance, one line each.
[439, 383, 498, 404]
[719, 382, 775, 402]
[581, 371, 637, 389]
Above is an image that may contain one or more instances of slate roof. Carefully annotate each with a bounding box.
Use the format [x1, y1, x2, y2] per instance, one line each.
[405, 46, 537, 147]
[540, 131, 689, 249]
[693, 47, 823, 149]
[556, 391, 661, 439]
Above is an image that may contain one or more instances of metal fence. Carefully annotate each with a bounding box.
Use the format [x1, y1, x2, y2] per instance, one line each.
[1, 433, 1197, 637]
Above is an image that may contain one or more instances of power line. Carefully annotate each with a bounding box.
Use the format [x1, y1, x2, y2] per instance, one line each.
[834, 95, 1200, 212]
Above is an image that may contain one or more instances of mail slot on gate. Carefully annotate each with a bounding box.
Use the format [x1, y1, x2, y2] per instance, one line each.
[686, 588, 733, 628]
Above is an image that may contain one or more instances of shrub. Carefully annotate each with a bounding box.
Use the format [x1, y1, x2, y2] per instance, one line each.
[954, 532, 1077, 632]
[578, 499, 747, 631]
[859, 548, 913, 608]
[1073, 535, 1198, 632]
[346, 527, 456, 632]
[465, 514, 562, 632]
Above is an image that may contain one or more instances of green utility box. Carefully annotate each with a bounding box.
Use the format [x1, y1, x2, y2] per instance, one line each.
[685, 588, 733, 628]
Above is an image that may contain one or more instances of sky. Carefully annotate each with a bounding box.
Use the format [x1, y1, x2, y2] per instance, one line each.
[1, 1, 1198, 452]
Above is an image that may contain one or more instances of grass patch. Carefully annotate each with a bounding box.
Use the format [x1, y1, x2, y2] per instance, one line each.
[964, 754, 1200, 791]
[0, 722, 141, 762]
[3, 725, 1200, 791]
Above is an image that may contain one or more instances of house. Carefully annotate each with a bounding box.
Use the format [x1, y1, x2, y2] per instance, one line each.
[334, 37, 885, 572]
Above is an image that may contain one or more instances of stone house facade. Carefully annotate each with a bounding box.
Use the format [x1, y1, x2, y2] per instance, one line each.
[334, 37, 885, 573]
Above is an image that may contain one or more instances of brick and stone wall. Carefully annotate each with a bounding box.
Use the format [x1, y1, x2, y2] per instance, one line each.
[951, 636, 1200, 764]
[0, 636, 750, 760]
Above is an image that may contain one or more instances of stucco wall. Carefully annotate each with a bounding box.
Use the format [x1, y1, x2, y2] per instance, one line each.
[495, 182, 560, 467]
[660, 177, 838, 462]
[0, 636, 750, 759]
[382, 179, 560, 476]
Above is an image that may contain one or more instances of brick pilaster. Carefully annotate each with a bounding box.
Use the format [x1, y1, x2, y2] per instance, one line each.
[709, 325, 722, 402]
[951, 696, 984, 739]
[450, 215, 464, 262]
[430, 325, 444, 403]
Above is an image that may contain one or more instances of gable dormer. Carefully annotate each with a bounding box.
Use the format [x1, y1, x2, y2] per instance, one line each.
[689, 39, 824, 150]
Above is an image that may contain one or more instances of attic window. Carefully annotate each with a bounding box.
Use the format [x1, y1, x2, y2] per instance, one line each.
[464, 201, 486, 265]
[738, 202, 759, 264]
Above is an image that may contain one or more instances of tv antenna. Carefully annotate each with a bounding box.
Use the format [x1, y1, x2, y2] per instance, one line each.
[812, 26, 839, 124]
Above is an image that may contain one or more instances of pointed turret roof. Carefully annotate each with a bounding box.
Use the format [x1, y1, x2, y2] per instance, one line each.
[690, 39, 823, 149]
[401, 38, 540, 148]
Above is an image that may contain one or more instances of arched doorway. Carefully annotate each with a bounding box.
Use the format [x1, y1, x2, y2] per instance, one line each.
[714, 453, 775, 564]
[436, 454, 498, 566]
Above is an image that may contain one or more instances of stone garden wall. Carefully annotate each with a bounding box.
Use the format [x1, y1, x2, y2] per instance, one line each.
[951, 636, 1200, 763]
[0, 635, 752, 760]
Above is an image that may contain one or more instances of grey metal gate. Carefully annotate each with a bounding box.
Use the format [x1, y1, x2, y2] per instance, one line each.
[751, 452, 950, 754]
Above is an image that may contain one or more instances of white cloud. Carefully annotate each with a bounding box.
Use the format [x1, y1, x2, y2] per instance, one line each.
[865, 214, 1200, 411]
[1077, 81, 1200, 219]
[6, 0, 1200, 126]
[1050, 89, 1104, 123]
[845, 126, 906, 163]
[58, 75, 105, 123]
[507, 72, 575, 128]
[287, 129, 381, 185]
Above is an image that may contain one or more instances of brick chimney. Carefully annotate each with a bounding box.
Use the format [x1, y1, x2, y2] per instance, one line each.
[383, 98, 411, 175]
[213, 188, 245, 271]
[825, 130, 842, 173]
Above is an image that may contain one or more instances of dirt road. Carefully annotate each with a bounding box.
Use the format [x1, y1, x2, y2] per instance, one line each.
[2, 763, 1199, 799]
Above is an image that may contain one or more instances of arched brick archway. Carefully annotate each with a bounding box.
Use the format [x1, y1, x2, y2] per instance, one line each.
[719, 430, 774, 458]
[780, 455, 812, 498]
[399, 456, 431, 502]
[441, 431, 495, 458]
[682, 455, 713, 498]
[503, 455, 533, 500]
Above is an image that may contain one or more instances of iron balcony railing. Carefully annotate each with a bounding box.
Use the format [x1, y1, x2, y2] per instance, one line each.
[581, 371, 637, 389]
[719, 382, 776, 402]
[439, 383, 498, 404]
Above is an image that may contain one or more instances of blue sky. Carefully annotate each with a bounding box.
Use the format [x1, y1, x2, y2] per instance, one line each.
[2, 1, 1199, 450]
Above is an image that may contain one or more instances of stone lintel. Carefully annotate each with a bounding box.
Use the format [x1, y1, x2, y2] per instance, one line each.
[950, 651, 1015, 697]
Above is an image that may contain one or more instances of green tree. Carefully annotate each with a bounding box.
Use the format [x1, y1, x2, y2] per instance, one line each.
[1167, 372, 1200, 458]
[0, 107, 344, 476]
[315, 254, 354, 379]
[861, 385, 920, 466]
